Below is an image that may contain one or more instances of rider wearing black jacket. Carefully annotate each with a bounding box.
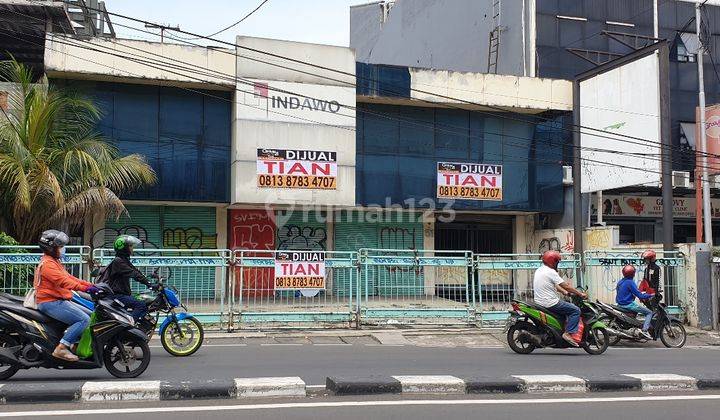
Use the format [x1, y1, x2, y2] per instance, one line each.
[99, 235, 153, 321]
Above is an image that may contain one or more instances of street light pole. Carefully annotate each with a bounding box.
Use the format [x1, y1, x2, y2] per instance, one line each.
[696, 1, 713, 246]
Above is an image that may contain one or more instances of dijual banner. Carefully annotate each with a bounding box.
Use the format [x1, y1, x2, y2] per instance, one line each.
[436, 162, 503, 201]
[274, 251, 326, 290]
[256, 148, 337, 190]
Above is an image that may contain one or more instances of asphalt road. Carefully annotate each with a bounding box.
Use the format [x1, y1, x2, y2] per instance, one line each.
[1, 392, 719, 420]
[3, 339, 720, 384]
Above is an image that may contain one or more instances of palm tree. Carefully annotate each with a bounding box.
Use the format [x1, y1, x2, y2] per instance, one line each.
[0, 59, 156, 244]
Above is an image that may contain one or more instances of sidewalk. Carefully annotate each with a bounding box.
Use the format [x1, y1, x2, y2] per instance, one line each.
[194, 325, 720, 348]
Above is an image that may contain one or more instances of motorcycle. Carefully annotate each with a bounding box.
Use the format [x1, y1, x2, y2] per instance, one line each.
[505, 293, 610, 355]
[72, 269, 204, 357]
[596, 292, 686, 348]
[0, 287, 150, 380]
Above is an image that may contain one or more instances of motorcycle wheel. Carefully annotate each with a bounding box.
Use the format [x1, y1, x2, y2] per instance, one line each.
[659, 320, 687, 348]
[506, 323, 537, 354]
[104, 334, 151, 378]
[0, 334, 19, 380]
[160, 316, 204, 357]
[582, 328, 610, 355]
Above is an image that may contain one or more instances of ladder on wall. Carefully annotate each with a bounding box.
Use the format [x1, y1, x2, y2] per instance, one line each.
[487, 0, 501, 74]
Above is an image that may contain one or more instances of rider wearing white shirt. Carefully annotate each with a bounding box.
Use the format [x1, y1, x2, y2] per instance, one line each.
[533, 251, 588, 346]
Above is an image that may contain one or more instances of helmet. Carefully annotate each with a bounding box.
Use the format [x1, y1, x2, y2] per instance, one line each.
[113, 235, 142, 257]
[622, 265, 636, 278]
[642, 250, 657, 262]
[541, 250, 562, 269]
[39, 230, 69, 258]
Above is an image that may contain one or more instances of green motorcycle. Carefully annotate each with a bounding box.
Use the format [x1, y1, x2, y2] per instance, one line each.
[505, 294, 610, 355]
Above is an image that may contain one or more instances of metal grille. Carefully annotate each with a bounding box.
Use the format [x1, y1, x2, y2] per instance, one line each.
[0, 246, 89, 296]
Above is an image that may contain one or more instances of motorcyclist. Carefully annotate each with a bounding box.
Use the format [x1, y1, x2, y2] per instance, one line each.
[533, 250, 588, 347]
[639, 250, 660, 295]
[615, 264, 654, 340]
[98, 235, 154, 323]
[35, 230, 100, 362]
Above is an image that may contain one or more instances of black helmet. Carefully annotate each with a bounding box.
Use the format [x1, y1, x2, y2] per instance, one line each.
[39, 230, 69, 257]
[113, 235, 142, 257]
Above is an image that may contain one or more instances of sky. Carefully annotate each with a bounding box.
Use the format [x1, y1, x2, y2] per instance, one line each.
[104, 0, 371, 47]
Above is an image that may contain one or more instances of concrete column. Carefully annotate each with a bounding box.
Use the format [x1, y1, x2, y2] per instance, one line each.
[423, 213, 436, 296]
[684, 243, 714, 328]
[514, 215, 532, 291]
[215, 206, 228, 300]
[325, 209, 335, 292]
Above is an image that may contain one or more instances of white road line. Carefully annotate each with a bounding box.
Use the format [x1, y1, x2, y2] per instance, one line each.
[149, 344, 248, 348]
[305, 385, 326, 390]
[4, 394, 720, 417]
[259, 343, 305, 346]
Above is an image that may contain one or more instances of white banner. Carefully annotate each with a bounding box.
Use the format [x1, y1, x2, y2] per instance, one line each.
[436, 162, 503, 201]
[274, 251, 326, 290]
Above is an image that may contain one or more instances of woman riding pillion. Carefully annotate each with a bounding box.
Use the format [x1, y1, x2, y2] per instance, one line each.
[533, 251, 588, 347]
[34, 230, 100, 362]
[99, 235, 156, 329]
[616, 265, 654, 340]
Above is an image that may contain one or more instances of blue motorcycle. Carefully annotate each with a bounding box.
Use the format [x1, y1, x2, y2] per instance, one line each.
[73, 271, 204, 357]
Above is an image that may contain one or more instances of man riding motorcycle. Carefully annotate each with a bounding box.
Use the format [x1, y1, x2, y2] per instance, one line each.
[97, 235, 154, 326]
[616, 264, 654, 340]
[533, 251, 588, 347]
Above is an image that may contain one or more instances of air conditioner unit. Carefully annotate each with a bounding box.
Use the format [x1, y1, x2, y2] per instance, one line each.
[672, 171, 691, 189]
[709, 174, 720, 189]
[562, 166, 573, 185]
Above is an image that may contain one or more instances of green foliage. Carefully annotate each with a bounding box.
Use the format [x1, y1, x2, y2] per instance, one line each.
[0, 231, 32, 294]
[0, 59, 157, 244]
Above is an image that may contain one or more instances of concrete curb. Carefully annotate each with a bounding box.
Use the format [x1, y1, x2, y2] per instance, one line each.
[3, 373, 720, 404]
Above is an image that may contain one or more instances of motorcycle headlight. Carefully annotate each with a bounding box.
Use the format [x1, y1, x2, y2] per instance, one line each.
[108, 310, 134, 325]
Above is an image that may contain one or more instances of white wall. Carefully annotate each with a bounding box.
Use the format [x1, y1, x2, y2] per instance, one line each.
[232, 37, 356, 207]
[350, 0, 533, 76]
[44, 34, 235, 89]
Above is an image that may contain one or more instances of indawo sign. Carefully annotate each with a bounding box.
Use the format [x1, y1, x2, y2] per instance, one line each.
[256, 148, 337, 190]
[239, 79, 355, 126]
[436, 162, 503, 201]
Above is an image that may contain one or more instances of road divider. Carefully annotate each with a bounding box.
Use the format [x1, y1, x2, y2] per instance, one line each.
[3, 373, 720, 404]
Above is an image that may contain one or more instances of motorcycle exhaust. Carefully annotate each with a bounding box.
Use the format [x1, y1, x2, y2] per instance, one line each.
[604, 327, 635, 340]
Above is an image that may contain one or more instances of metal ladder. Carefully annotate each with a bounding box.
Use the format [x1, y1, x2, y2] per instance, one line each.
[487, 0, 501, 74]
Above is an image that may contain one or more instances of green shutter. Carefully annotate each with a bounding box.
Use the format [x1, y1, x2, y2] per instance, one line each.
[333, 211, 378, 296]
[103, 206, 217, 299]
[275, 210, 327, 251]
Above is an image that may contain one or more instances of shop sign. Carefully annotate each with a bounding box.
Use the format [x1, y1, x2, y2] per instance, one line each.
[256, 148, 337, 190]
[436, 162, 503, 201]
[595, 194, 720, 219]
[274, 251, 326, 290]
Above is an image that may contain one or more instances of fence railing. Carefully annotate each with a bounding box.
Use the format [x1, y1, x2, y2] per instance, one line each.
[229, 250, 358, 328]
[0, 245, 90, 296]
[92, 248, 231, 327]
[0, 246, 690, 329]
[584, 250, 686, 314]
[475, 253, 582, 327]
[358, 249, 475, 325]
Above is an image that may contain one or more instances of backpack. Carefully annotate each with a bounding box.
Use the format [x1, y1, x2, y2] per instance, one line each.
[23, 261, 44, 309]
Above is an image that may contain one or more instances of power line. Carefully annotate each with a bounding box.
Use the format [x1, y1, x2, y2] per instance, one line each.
[45, 0, 704, 156]
[5, 25, 697, 183]
[5, 15, 715, 180]
[183, 0, 270, 41]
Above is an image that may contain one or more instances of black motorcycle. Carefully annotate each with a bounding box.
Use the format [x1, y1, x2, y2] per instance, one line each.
[0, 288, 151, 379]
[596, 292, 687, 348]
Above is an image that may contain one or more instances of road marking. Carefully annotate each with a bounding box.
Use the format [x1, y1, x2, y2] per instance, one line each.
[149, 344, 248, 348]
[259, 343, 305, 346]
[313, 343, 353, 346]
[513, 375, 587, 393]
[305, 385, 326, 390]
[4, 394, 720, 417]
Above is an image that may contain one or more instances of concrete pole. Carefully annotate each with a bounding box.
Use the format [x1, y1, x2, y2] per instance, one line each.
[697, 2, 714, 246]
[659, 42, 674, 251]
[573, 81, 584, 263]
[654, 0, 659, 38]
[597, 190, 603, 225]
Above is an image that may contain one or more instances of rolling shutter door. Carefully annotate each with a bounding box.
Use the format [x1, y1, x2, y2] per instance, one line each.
[334, 211, 379, 296]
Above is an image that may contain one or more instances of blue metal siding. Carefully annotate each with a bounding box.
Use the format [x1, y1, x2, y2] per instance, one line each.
[356, 104, 567, 212]
[51, 80, 231, 202]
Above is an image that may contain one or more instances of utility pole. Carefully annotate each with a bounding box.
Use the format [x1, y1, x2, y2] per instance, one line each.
[696, 1, 713, 246]
[654, 0, 659, 38]
[659, 42, 674, 252]
[144, 23, 180, 43]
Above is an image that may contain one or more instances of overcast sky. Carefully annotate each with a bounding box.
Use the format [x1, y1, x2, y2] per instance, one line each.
[104, 0, 370, 47]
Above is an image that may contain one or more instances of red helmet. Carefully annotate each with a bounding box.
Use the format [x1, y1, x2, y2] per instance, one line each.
[541, 250, 562, 269]
[622, 265, 636, 278]
[641, 250, 657, 262]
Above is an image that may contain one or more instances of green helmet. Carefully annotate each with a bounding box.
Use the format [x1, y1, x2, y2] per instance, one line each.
[113, 235, 142, 255]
